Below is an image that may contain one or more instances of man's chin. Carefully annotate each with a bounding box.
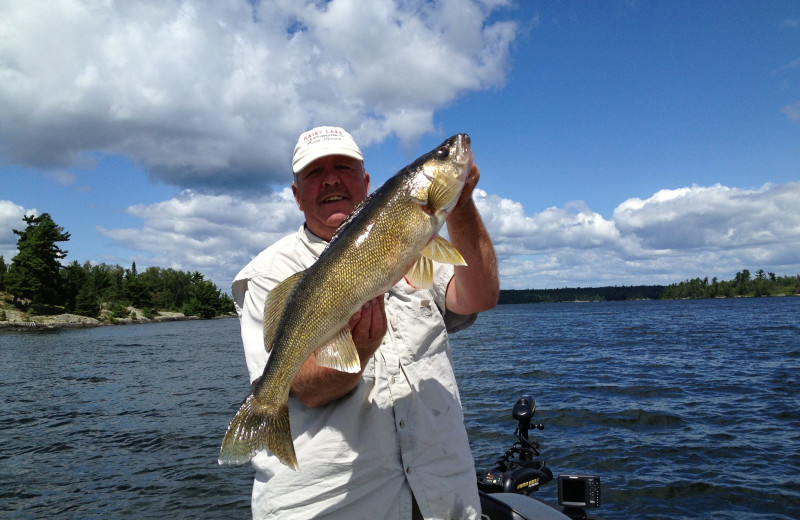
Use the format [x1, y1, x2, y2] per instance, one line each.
[323, 211, 351, 229]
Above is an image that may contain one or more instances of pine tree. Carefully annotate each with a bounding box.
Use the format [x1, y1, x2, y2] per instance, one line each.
[183, 271, 220, 319]
[4, 213, 71, 305]
[75, 282, 101, 318]
[123, 261, 152, 308]
[0, 255, 7, 290]
[61, 261, 88, 312]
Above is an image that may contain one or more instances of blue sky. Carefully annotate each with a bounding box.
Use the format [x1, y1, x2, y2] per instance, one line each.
[2, 0, 799, 291]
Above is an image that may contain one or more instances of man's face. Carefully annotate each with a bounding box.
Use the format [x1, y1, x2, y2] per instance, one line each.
[292, 154, 370, 241]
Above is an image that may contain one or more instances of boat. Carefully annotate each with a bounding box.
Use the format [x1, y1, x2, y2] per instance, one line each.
[476, 395, 604, 520]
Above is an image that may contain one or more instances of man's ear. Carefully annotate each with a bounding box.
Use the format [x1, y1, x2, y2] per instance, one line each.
[291, 182, 303, 211]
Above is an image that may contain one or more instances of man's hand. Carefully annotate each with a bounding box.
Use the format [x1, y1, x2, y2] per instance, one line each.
[349, 296, 387, 364]
[445, 160, 500, 315]
[290, 296, 386, 408]
[453, 162, 480, 213]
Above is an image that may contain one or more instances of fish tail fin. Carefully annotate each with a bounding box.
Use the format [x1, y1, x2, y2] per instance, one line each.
[218, 393, 298, 470]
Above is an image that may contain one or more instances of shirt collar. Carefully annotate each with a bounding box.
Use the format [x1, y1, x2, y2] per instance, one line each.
[299, 224, 328, 258]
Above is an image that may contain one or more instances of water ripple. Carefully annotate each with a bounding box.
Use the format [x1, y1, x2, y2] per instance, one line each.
[2, 299, 799, 519]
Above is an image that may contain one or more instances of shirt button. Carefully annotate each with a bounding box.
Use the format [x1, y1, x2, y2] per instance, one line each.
[406, 465, 411, 474]
[399, 420, 405, 429]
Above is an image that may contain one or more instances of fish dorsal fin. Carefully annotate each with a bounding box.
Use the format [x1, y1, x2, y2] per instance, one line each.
[263, 271, 305, 353]
[405, 255, 434, 289]
[421, 234, 467, 266]
[313, 327, 361, 373]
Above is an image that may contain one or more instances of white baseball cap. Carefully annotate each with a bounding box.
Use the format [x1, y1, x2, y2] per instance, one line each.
[291, 126, 363, 175]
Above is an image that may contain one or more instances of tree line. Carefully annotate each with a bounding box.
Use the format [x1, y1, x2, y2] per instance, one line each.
[5, 214, 796, 317]
[498, 270, 799, 305]
[660, 269, 800, 299]
[499, 285, 665, 304]
[1, 213, 234, 320]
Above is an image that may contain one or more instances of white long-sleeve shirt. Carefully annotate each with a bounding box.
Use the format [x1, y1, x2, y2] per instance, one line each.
[231, 225, 481, 520]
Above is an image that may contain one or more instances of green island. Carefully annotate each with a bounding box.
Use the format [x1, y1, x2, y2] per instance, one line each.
[1, 213, 234, 331]
[500, 270, 799, 304]
[2, 213, 798, 330]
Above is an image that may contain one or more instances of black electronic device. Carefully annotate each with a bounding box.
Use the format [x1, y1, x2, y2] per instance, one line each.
[477, 395, 553, 496]
[557, 474, 601, 509]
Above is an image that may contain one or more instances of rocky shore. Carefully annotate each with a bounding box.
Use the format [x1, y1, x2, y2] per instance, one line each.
[0, 304, 233, 332]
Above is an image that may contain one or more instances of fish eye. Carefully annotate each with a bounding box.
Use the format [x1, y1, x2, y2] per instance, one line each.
[436, 147, 449, 160]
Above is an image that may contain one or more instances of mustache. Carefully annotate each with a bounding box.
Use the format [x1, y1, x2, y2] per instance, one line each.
[318, 187, 349, 201]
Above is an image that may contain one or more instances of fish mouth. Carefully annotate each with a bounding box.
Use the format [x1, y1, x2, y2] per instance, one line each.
[453, 134, 473, 168]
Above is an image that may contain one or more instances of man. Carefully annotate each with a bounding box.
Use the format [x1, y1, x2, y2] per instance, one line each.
[232, 126, 499, 519]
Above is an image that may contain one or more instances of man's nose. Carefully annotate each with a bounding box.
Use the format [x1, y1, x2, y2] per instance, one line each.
[321, 168, 341, 185]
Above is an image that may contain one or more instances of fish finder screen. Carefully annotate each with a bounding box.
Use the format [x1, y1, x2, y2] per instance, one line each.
[558, 474, 600, 508]
[561, 478, 584, 502]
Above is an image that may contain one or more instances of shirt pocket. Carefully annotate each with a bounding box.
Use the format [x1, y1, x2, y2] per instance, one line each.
[389, 295, 449, 363]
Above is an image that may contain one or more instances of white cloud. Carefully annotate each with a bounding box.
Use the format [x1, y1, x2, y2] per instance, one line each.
[96, 187, 303, 289]
[0, 0, 517, 192]
[474, 182, 800, 289]
[780, 18, 799, 28]
[0, 201, 37, 261]
[475, 190, 637, 253]
[89, 181, 800, 291]
[783, 101, 800, 122]
[614, 183, 800, 250]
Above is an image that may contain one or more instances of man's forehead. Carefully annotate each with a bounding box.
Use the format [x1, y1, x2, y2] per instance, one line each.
[299, 154, 364, 174]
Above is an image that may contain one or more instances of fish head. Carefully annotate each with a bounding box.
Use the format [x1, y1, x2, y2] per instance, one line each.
[408, 134, 472, 219]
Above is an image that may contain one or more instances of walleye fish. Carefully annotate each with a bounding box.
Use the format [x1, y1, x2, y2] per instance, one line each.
[218, 134, 473, 470]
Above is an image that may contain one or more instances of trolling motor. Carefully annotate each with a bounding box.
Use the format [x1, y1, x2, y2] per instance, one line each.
[477, 395, 553, 495]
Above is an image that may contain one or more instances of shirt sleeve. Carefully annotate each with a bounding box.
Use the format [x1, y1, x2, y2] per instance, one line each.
[239, 273, 274, 383]
[430, 263, 454, 313]
[232, 232, 319, 384]
[430, 263, 478, 333]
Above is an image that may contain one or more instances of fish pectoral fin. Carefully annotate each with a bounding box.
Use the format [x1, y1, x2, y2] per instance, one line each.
[421, 235, 467, 266]
[313, 327, 361, 374]
[263, 271, 305, 353]
[405, 236, 466, 289]
[427, 173, 463, 212]
[405, 255, 434, 289]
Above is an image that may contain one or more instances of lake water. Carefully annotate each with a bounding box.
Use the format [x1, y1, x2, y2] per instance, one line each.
[1, 298, 798, 519]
